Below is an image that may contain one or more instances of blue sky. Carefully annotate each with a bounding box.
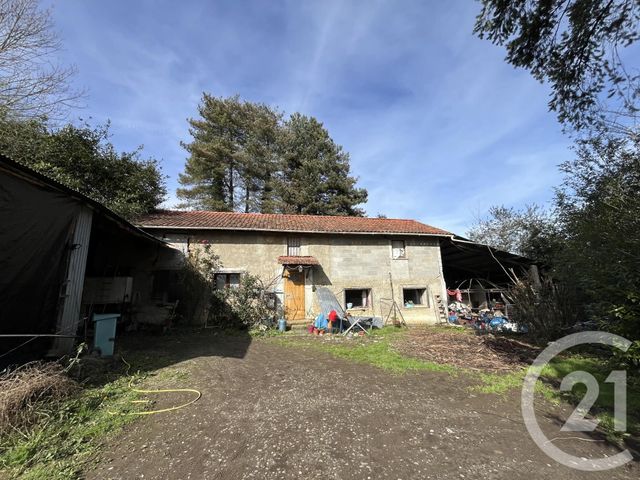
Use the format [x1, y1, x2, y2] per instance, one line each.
[51, 0, 570, 234]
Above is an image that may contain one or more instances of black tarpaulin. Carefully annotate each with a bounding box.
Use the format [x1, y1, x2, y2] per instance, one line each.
[0, 167, 82, 356]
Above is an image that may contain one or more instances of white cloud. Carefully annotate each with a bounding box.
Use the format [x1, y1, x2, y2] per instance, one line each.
[51, 0, 573, 223]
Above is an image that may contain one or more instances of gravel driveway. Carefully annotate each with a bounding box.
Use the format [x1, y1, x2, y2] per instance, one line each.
[87, 332, 639, 479]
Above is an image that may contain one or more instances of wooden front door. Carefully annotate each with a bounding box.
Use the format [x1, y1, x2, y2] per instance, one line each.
[284, 270, 305, 321]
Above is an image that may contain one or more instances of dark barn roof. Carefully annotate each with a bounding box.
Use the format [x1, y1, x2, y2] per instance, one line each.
[440, 236, 536, 285]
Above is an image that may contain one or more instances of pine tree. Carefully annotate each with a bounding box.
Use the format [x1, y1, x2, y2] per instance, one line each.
[177, 95, 280, 212]
[178, 94, 368, 216]
[276, 113, 367, 216]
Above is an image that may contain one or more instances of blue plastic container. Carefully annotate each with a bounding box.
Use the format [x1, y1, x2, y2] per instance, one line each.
[93, 313, 120, 357]
[278, 318, 286, 332]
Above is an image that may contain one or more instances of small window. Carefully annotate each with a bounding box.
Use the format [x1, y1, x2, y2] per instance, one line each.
[287, 237, 301, 256]
[345, 288, 371, 309]
[392, 240, 406, 259]
[215, 273, 241, 289]
[403, 288, 427, 307]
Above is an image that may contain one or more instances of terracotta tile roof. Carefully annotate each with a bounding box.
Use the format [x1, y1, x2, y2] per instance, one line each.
[137, 210, 451, 236]
[277, 256, 320, 265]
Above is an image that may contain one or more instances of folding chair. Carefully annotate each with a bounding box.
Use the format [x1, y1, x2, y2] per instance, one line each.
[315, 287, 372, 336]
[342, 315, 371, 335]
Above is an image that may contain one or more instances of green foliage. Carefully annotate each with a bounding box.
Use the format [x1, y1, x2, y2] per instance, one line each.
[0, 119, 167, 220]
[470, 134, 640, 350]
[554, 134, 640, 343]
[181, 244, 277, 329]
[541, 354, 640, 438]
[178, 94, 367, 216]
[276, 113, 367, 216]
[177, 94, 280, 212]
[209, 273, 277, 329]
[177, 244, 221, 324]
[474, 0, 640, 135]
[0, 375, 143, 479]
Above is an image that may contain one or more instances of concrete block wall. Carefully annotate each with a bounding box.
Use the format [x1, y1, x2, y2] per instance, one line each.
[305, 235, 445, 324]
[149, 230, 447, 325]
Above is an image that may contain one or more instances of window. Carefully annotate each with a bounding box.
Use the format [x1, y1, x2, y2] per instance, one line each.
[215, 273, 241, 289]
[345, 288, 371, 309]
[287, 237, 301, 256]
[392, 240, 406, 259]
[403, 288, 428, 307]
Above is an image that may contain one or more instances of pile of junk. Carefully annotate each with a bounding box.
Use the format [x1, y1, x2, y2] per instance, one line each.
[446, 278, 528, 334]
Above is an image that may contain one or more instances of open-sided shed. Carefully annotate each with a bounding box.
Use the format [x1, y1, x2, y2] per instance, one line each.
[0, 155, 170, 363]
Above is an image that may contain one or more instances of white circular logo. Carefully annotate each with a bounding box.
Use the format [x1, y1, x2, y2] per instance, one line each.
[521, 331, 633, 471]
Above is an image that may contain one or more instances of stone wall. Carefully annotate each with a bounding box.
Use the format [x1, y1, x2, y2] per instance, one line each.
[150, 230, 447, 325]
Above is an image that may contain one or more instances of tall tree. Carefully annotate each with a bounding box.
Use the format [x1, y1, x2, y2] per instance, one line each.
[474, 0, 640, 136]
[178, 94, 280, 212]
[276, 113, 367, 216]
[178, 95, 368, 216]
[0, 119, 166, 220]
[555, 134, 640, 339]
[0, 0, 81, 120]
[474, 1, 640, 350]
[466, 204, 558, 262]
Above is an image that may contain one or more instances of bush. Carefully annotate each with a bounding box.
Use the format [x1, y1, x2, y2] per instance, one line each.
[180, 244, 278, 329]
[508, 278, 582, 340]
[208, 273, 277, 329]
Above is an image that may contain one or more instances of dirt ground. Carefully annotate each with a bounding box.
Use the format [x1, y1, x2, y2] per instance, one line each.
[393, 328, 541, 372]
[87, 330, 639, 480]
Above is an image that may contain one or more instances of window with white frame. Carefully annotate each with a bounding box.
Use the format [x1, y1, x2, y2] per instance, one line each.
[287, 237, 301, 256]
[392, 240, 406, 259]
[345, 288, 372, 309]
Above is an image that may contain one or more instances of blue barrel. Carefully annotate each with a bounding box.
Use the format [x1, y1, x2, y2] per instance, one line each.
[278, 319, 286, 332]
[93, 313, 120, 357]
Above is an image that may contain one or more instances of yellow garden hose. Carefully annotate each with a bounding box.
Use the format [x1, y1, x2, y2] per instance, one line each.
[107, 357, 202, 416]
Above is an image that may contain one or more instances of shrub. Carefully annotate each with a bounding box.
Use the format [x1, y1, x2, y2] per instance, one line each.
[209, 273, 277, 329]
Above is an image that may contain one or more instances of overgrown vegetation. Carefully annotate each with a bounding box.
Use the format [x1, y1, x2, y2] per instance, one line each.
[507, 279, 582, 340]
[180, 244, 278, 330]
[471, 0, 640, 365]
[0, 360, 148, 480]
[0, 119, 167, 220]
[210, 274, 278, 330]
[0, 362, 78, 437]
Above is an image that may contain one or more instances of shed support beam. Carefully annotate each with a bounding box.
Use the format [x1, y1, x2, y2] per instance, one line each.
[49, 207, 92, 356]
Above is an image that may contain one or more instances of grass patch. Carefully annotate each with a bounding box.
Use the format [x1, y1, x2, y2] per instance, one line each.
[0, 373, 146, 480]
[273, 327, 457, 374]
[275, 327, 640, 442]
[474, 369, 527, 395]
[474, 353, 640, 441]
[540, 354, 640, 440]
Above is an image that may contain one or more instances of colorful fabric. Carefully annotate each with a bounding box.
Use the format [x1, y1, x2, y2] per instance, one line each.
[314, 313, 328, 330]
[447, 289, 463, 302]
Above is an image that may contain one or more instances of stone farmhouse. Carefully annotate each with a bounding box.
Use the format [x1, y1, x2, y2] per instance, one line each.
[138, 211, 455, 325]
